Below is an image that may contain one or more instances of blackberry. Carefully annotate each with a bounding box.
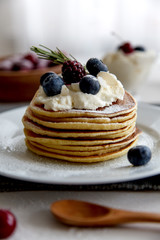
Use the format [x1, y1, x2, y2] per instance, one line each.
[62, 60, 86, 84]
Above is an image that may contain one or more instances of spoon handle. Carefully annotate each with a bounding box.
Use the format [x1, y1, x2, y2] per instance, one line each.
[112, 209, 160, 225]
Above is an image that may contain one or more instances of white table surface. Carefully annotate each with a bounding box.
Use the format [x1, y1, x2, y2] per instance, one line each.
[1, 191, 160, 240]
[0, 80, 160, 240]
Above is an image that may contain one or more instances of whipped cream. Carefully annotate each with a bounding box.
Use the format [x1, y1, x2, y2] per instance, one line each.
[102, 50, 156, 93]
[34, 71, 125, 111]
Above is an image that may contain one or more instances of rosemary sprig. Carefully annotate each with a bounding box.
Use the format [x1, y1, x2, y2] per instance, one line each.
[30, 45, 76, 64]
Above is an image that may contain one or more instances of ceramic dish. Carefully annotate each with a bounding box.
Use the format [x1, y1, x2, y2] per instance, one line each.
[0, 60, 61, 101]
[0, 102, 159, 184]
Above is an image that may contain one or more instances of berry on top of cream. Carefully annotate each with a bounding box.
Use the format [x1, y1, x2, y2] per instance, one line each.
[102, 43, 156, 93]
[30, 46, 125, 111]
[35, 70, 124, 111]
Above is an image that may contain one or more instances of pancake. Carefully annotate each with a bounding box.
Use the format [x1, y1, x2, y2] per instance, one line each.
[22, 86, 140, 163]
[24, 127, 137, 147]
[30, 91, 137, 118]
[29, 109, 136, 123]
[26, 128, 141, 157]
[24, 106, 137, 130]
[22, 116, 135, 139]
[25, 138, 138, 163]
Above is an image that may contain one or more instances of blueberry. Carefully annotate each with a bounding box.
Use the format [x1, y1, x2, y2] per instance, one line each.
[134, 46, 146, 51]
[42, 73, 64, 96]
[86, 58, 108, 76]
[79, 75, 100, 95]
[127, 145, 151, 166]
[40, 72, 55, 85]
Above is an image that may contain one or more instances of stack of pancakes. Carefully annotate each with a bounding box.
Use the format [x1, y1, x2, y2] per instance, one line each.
[22, 90, 141, 163]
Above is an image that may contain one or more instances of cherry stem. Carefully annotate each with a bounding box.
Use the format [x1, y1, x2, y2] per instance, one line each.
[111, 31, 124, 42]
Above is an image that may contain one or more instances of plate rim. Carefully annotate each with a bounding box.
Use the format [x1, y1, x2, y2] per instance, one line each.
[0, 102, 160, 185]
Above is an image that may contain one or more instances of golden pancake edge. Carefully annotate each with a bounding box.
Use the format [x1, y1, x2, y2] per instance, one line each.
[22, 90, 141, 163]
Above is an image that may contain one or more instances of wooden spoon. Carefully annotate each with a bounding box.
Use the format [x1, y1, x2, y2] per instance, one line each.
[51, 199, 160, 227]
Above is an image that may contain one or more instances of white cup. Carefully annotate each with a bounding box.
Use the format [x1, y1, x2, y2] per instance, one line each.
[102, 50, 156, 95]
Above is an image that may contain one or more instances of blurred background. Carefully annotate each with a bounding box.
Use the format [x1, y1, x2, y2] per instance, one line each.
[0, 0, 160, 102]
[1, 0, 160, 60]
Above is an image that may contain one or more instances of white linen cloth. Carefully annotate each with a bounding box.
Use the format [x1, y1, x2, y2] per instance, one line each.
[1, 191, 160, 240]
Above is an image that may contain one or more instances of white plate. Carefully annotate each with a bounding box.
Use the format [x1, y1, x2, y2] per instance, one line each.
[0, 103, 160, 185]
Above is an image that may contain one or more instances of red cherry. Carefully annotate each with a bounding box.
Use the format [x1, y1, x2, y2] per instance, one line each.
[12, 59, 34, 71]
[119, 42, 134, 54]
[0, 209, 16, 239]
[23, 53, 38, 66]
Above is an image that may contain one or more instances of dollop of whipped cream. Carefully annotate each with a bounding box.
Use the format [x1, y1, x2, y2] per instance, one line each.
[102, 50, 156, 92]
[35, 71, 125, 111]
[103, 50, 156, 66]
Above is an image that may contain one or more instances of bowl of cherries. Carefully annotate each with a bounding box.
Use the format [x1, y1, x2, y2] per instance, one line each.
[0, 52, 62, 101]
